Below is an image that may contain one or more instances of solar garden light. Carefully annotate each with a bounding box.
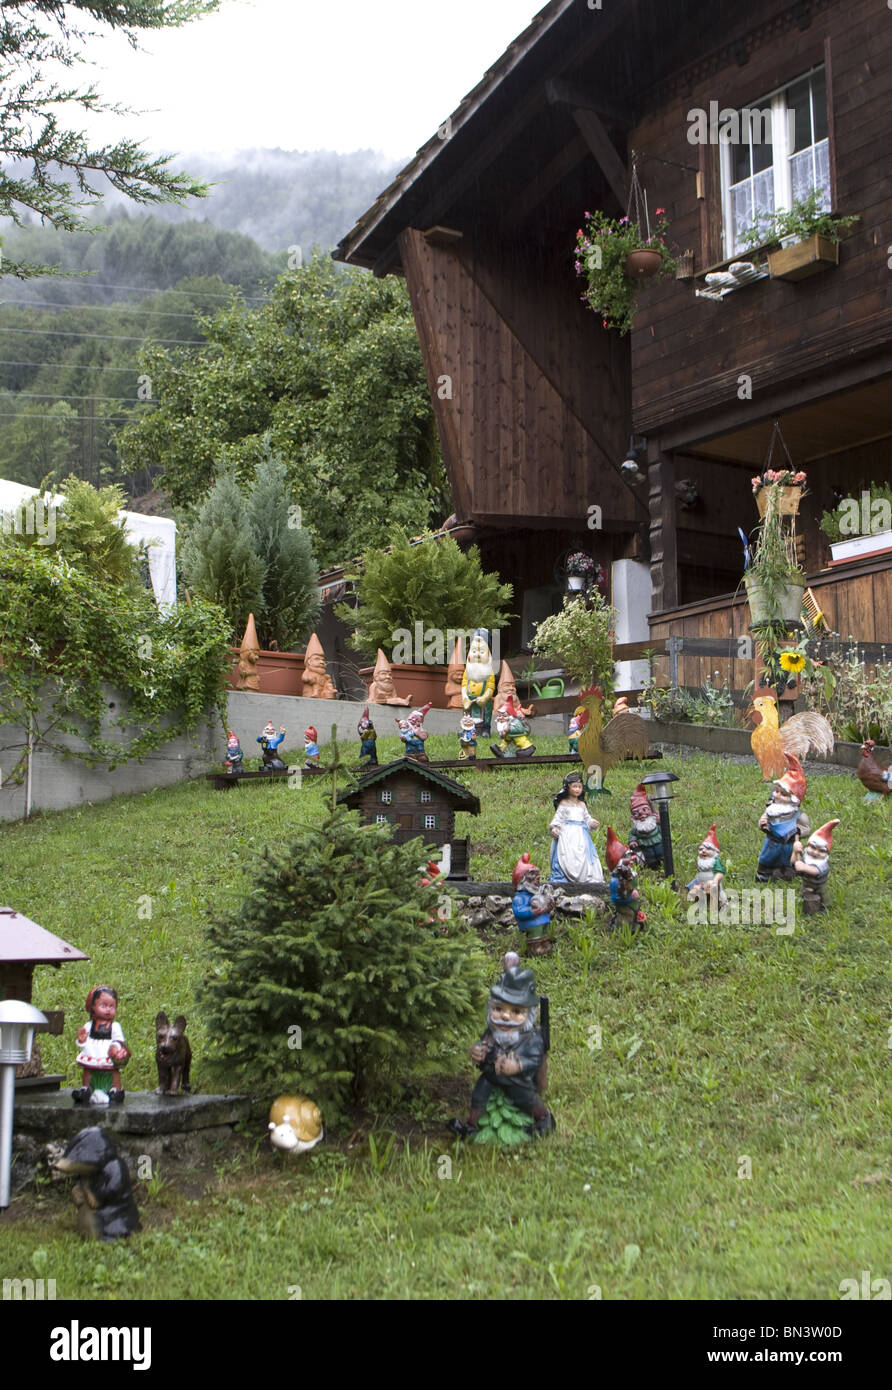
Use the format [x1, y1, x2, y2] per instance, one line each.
[642, 771, 680, 887]
[0, 999, 47, 1208]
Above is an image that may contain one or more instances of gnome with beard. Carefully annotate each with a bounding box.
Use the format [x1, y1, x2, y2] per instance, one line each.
[756, 754, 810, 882]
[491, 695, 535, 758]
[462, 629, 496, 735]
[452, 958, 554, 1139]
[686, 824, 728, 909]
[793, 818, 839, 914]
[628, 783, 662, 870]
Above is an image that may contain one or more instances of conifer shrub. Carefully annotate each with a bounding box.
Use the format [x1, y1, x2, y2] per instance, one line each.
[200, 803, 485, 1113]
[181, 466, 265, 638]
[246, 451, 320, 650]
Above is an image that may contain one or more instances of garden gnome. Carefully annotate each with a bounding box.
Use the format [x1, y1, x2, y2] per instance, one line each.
[444, 639, 466, 709]
[491, 695, 535, 758]
[462, 628, 496, 734]
[459, 712, 478, 760]
[453, 962, 554, 1139]
[493, 660, 532, 718]
[224, 730, 244, 775]
[511, 852, 554, 956]
[756, 754, 810, 883]
[793, 818, 839, 914]
[237, 613, 261, 692]
[686, 824, 728, 909]
[73, 986, 130, 1106]
[606, 829, 646, 933]
[302, 633, 337, 699]
[357, 706, 378, 766]
[368, 649, 411, 705]
[629, 783, 662, 870]
[568, 705, 585, 756]
[258, 720, 287, 770]
[304, 725, 321, 770]
[397, 702, 431, 760]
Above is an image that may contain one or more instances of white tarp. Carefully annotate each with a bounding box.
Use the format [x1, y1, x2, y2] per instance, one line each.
[0, 478, 177, 609]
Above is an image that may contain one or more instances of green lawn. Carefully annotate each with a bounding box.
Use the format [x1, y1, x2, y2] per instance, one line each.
[2, 731, 890, 1300]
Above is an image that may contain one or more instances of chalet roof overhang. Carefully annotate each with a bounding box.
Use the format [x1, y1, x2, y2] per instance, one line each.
[338, 757, 481, 814]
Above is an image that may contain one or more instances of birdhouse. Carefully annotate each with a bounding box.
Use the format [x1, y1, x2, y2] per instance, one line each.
[0, 907, 88, 1089]
[338, 757, 480, 878]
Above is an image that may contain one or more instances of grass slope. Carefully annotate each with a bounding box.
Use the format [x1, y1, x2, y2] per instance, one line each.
[1, 732, 890, 1300]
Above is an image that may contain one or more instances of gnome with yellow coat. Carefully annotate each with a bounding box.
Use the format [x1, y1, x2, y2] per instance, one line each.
[462, 629, 497, 736]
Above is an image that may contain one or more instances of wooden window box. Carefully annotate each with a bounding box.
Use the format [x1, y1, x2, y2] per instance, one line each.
[829, 530, 892, 566]
[767, 234, 839, 282]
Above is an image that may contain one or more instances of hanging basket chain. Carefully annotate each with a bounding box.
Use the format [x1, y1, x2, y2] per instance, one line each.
[627, 154, 651, 241]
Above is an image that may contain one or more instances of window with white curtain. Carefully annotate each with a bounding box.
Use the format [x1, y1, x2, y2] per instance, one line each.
[722, 67, 830, 257]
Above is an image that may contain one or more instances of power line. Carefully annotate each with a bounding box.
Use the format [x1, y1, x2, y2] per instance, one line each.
[0, 411, 136, 421]
[39, 280, 270, 304]
[0, 360, 144, 372]
[0, 327, 205, 344]
[1, 390, 152, 403]
[1, 299, 203, 320]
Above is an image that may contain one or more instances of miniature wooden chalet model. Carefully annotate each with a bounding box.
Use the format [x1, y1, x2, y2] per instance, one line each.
[0, 907, 88, 1089]
[338, 757, 480, 878]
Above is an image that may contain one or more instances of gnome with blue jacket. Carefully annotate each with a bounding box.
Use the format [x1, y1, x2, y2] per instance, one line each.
[511, 852, 555, 956]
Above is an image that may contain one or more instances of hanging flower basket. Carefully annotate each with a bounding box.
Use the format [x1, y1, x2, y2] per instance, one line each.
[755, 484, 803, 519]
[625, 248, 664, 278]
[574, 168, 677, 335]
[744, 575, 805, 625]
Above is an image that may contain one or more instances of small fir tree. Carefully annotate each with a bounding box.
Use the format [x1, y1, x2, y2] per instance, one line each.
[180, 466, 266, 637]
[246, 447, 320, 650]
[200, 794, 485, 1113]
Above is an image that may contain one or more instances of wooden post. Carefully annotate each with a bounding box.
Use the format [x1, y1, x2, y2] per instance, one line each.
[648, 447, 678, 612]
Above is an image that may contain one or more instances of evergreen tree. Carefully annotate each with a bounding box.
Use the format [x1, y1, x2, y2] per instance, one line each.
[180, 467, 265, 637]
[200, 801, 484, 1113]
[246, 445, 321, 650]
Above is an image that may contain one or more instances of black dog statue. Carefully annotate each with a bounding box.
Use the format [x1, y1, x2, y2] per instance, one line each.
[52, 1126, 141, 1242]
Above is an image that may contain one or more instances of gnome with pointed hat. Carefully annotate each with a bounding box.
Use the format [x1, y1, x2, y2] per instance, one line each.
[493, 660, 533, 719]
[302, 633, 337, 699]
[237, 613, 261, 692]
[368, 649, 411, 705]
[224, 730, 244, 775]
[451, 958, 554, 1139]
[458, 711, 478, 760]
[606, 828, 646, 933]
[491, 694, 535, 758]
[686, 825, 728, 909]
[462, 628, 496, 734]
[444, 639, 466, 709]
[303, 726, 322, 771]
[511, 852, 554, 956]
[357, 705, 378, 766]
[756, 753, 811, 882]
[396, 701, 431, 760]
[793, 818, 839, 914]
[629, 783, 663, 870]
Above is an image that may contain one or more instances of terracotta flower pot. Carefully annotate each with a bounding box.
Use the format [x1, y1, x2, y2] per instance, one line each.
[624, 248, 664, 278]
[227, 649, 305, 696]
[359, 662, 450, 709]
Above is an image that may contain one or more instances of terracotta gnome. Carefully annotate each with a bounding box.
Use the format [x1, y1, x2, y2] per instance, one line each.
[368, 649, 411, 705]
[458, 712, 478, 760]
[451, 956, 555, 1140]
[73, 986, 131, 1106]
[444, 639, 466, 710]
[629, 783, 663, 870]
[793, 818, 839, 914]
[357, 706, 378, 766]
[462, 629, 496, 735]
[224, 730, 244, 775]
[606, 828, 646, 934]
[397, 702, 431, 761]
[236, 613, 261, 692]
[756, 754, 810, 883]
[493, 661, 532, 718]
[511, 852, 555, 956]
[491, 695, 535, 758]
[686, 824, 728, 909]
[301, 633, 337, 700]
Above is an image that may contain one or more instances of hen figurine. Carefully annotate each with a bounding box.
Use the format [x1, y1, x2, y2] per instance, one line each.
[749, 695, 834, 782]
[857, 739, 891, 800]
[575, 686, 650, 789]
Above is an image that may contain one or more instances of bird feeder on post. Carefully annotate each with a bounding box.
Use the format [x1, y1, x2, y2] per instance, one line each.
[0, 907, 88, 1090]
[0, 999, 47, 1207]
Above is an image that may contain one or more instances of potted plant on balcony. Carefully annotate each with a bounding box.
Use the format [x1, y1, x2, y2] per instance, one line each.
[741, 189, 859, 282]
[574, 206, 677, 335]
[820, 482, 892, 565]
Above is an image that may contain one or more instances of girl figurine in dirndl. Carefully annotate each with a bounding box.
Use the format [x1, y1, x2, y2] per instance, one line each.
[548, 773, 604, 890]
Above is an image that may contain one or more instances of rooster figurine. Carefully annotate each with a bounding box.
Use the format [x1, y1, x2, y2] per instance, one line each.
[749, 695, 834, 782]
[575, 686, 650, 794]
[857, 739, 891, 801]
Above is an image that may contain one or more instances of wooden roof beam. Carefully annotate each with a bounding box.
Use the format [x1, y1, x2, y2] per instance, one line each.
[505, 131, 589, 233]
[544, 78, 632, 130]
[571, 106, 629, 211]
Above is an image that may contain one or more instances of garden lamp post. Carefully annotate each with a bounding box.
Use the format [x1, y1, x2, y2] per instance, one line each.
[642, 771, 679, 887]
[0, 999, 47, 1208]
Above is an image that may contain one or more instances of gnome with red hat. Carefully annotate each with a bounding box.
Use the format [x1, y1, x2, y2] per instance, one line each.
[397, 702, 431, 761]
[686, 825, 728, 909]
[757, 753, 811, 882]
[357, 706, 378, 766]
[511, 852, 554, 955]
[629, 783, 663, 870]
[606, 828, 646, 933]
[303, 726, 322, 771]
[793, 818, 839, 914]
[491, 695, 535, 758]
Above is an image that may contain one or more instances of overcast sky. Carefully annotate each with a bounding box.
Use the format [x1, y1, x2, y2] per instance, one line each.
[79, 0, 539, 163]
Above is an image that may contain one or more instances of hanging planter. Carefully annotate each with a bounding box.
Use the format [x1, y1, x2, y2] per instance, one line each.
[755, 484, 803, 519]
[574, 160, 677, 335]
[751, 421, 807, 518]
[744, 574, 806, 625]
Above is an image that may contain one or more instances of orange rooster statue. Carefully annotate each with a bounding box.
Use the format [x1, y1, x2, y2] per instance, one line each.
[574, 686, 651, 793]
[857, 739, 891, 801]
[749, 694, 834, 782]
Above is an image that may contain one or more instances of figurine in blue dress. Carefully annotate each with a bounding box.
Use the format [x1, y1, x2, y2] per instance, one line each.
[548, 773, 604, 890]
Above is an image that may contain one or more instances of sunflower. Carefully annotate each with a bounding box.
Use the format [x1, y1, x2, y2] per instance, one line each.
[779, 651, 807, 674]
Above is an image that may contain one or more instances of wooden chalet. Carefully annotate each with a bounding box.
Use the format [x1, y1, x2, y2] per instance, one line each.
[337, 757, 480, 877]
[334, 0, 892, 691]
